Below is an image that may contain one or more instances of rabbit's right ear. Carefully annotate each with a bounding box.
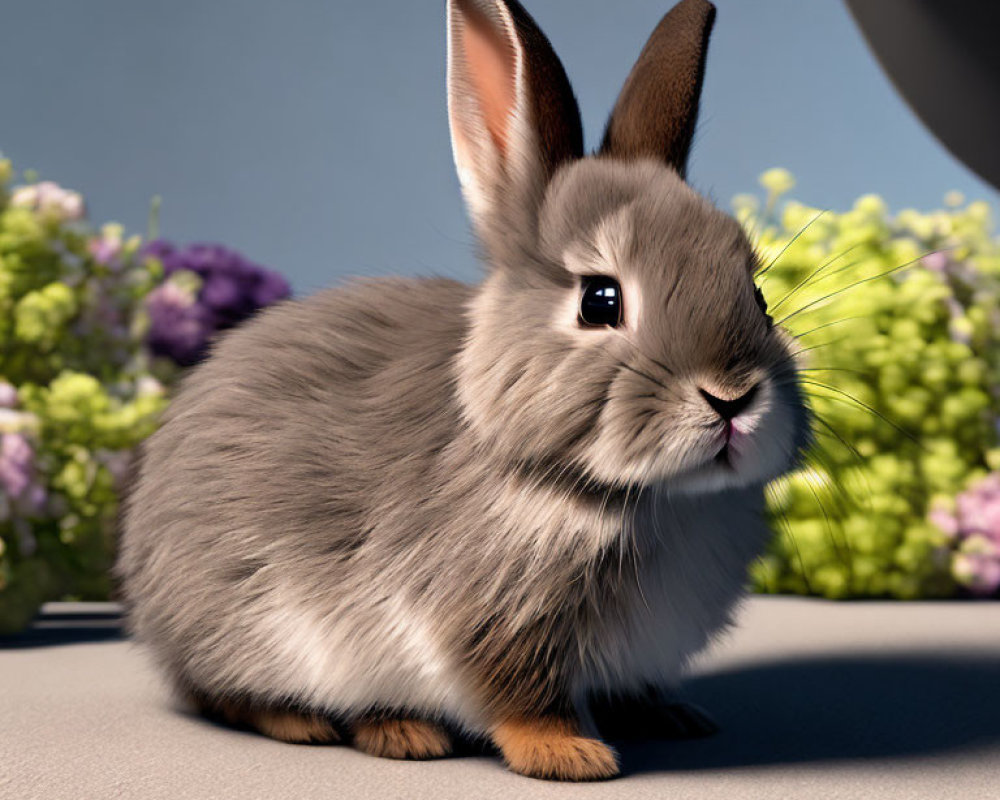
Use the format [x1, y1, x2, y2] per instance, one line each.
[600, 0, 716, 178]
[447, 0, 583, 250]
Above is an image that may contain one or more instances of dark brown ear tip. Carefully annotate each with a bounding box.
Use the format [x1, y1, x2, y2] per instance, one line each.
[597, 0, 718, 174]
[667, 0, 717, 36]
[679, 0, 716, 17]
[671, 0, 717, 31]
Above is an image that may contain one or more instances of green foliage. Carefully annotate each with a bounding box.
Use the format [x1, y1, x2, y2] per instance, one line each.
[0, 159, 168, 632]
[745, 171, 1000, 599]
[4, 154, 996, 634]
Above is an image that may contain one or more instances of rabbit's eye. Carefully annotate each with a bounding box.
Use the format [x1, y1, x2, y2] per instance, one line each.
[579, 276, 623, 328]
[754, 286, 773, 328]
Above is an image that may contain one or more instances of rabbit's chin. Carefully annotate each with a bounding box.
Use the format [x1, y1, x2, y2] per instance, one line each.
[664, 456, 778, 496]
[659, 430, 797, 496]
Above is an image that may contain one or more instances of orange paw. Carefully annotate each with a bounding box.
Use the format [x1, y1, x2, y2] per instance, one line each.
[352, 718, 452, 760]
[493, 717, 619, 781]
[255, 710, 341, 744]
[192, 693, 340, 745]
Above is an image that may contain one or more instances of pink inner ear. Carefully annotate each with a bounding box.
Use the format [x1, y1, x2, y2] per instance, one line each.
[461, 7, 517, 159]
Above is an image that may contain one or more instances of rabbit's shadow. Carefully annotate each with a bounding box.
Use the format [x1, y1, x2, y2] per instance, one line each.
[615, 652, 1000, 775]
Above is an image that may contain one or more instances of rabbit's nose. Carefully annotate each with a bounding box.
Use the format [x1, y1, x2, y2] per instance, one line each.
[699, 384, 759, 420]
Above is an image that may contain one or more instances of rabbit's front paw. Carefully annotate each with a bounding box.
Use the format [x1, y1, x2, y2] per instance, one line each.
[352, 718, 452, 760]
[492, 717, 619, 781]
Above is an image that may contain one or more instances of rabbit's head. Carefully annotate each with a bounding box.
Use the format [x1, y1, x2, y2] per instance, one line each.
[449, 0, 810, 493]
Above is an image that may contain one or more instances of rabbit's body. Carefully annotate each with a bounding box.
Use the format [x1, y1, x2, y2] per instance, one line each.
[121, 278, 478, 722]
[122, 276, 767, 733]
[120, 0, 810, 781]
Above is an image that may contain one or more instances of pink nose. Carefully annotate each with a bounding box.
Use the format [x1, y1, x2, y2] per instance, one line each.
[699, 384, 759, 420]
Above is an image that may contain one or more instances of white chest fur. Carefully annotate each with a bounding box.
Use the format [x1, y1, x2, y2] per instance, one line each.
[575, 485, 769, 698]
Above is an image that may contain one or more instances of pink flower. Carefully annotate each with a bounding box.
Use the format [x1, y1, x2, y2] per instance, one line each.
[0, 382, 17, 409]
[928, 508, 959, 537]
[921, 252, 949, 272]
[0, 433, 34, 499]
[88, 223, 125, 267]
[952, 552, 1000, 596]
[89, 237, 121, 265]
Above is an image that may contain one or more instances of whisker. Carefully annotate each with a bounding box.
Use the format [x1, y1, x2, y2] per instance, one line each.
[800, 379, 924, 449]
[774, 505, 813, 595]
[801, 469, 854, 580]
[755, 209, 828, 279]
[810, 254, 873, 285]
[768, 243, 863, 313]
[620, 332, 676, 376]
[798, 366, 874, 379]
[599, 341, 680, 399]
[808, 417, 872, 502]
[776, 248, 950, 327]
[793, 338, 844, 357]
[644, 354, 676, 377]
[792, 316, 862, 340]
[615, 360, 672, 394]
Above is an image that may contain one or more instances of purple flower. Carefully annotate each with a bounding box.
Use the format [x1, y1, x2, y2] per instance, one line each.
[0, 433, 35, 499]
[145, 282, 216, 367]
[142, 240, 290, 367]
[25, 483, 47, 514]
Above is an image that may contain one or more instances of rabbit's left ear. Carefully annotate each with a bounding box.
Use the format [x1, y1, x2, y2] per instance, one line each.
[447, 0, 583, 243]
[600, 0, 716, 178]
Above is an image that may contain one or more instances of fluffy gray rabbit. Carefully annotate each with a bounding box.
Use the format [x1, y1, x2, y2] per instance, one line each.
[118, 0, 810, 781]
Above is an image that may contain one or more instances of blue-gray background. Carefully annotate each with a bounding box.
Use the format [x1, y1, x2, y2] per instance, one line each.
[2, 0, 997, 293]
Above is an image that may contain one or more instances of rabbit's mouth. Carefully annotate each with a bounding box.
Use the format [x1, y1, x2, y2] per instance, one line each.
[697, 439, 744, 478]
[664, 384, 804, 494]
[712, 443, 734, 470]
[711, 414, 758, 472]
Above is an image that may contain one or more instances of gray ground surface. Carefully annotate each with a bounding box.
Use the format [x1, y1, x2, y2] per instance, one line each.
[2, 597, 999, 800]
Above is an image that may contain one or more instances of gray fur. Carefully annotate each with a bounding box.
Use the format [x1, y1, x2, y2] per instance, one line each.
[117, 0, 809, 748]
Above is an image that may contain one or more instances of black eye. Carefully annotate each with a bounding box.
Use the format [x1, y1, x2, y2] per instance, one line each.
[579, 275, 623, 328]
[754, 286, 773, 328]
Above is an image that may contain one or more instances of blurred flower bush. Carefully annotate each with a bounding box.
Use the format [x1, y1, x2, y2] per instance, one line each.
[746, 169, 1000, 599]
[929, 474, 1000, 596]
[4, 153, 999, 632]
[143, 241, 289, 367]
[0, 158, 290, 631]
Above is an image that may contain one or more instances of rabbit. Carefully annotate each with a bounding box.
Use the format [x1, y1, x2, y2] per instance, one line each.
[117, 0, 810, 782]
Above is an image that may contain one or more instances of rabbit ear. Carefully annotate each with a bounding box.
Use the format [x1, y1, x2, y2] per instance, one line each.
[447, 0, 583, 243]
[599, 0, 716, 177]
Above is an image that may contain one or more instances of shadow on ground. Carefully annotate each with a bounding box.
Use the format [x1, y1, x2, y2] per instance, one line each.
[5, 613, 998, 776]
[617, 652, 1000, 775]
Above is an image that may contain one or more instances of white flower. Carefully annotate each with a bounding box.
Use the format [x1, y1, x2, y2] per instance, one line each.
[136, 376, 165, 398]
[10, 181, 86, 221]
